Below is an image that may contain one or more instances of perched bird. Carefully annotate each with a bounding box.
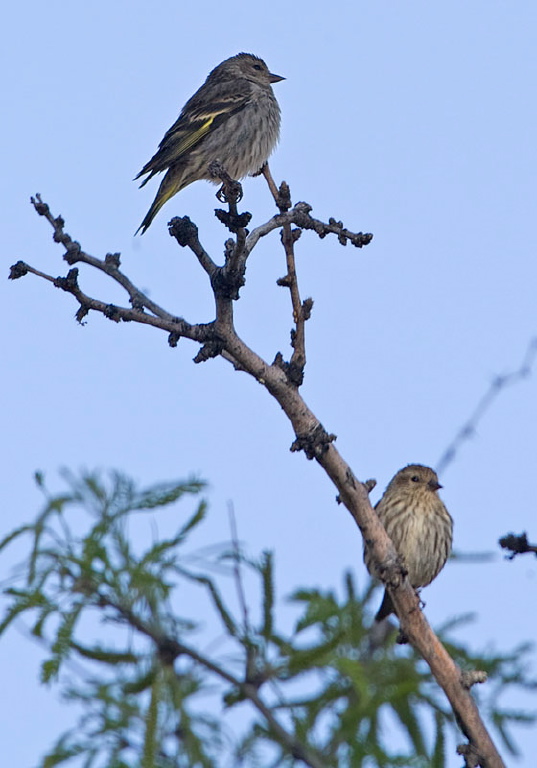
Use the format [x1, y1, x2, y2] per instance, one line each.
[135, 53, 284, 234]
[364, 464, 453, 622]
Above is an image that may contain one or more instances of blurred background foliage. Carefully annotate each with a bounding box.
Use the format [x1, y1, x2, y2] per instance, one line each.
[0, 470, 534, 768]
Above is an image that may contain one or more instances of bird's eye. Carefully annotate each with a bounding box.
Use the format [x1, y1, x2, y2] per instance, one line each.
[253, 64, 263, 71]
[411, 475, 420, 483]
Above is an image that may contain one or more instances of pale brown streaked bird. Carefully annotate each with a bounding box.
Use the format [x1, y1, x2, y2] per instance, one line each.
[364, 464, 453, 622]
[135, 52, 284, 234]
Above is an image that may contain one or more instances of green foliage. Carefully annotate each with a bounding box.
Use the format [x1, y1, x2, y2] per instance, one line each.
[0, 470, 535, 768]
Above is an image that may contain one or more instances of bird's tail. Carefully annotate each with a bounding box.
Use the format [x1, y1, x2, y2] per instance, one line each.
[135, 170, 184, 235]
[374, 588, 394, 622]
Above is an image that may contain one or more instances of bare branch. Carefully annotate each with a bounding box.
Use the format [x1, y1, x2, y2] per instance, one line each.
[10, 258, 211, 348]
[16, 179, 506, 767]
[169, 164, 253, 325]
[260, 163, 281, 203]
[168, 215, 218, 279]
[29, 195, 173, 320]
[263, 173, 309, 386]
[437, 338, 537, 475]
[245, 201, 373, 253]
[499, 532, 537, 559]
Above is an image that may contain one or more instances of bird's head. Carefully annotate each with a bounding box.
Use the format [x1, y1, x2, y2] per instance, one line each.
[218, 53, 285, 86]
[388, 464, 443, 495]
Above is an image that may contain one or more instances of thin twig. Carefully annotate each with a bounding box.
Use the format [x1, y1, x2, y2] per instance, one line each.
[228, 502, 251, 636]
[261, 163, 280, 202]
[10, 260, 207, 345]
[262, 169, 308, 383]
[499, 532, 537, 560]
[168, 215, 218, 279]
[30, 195, 173, 320]
[437, 338, 537, 475]
[278, 217, 307, 382]
[245, 202, 373, 253]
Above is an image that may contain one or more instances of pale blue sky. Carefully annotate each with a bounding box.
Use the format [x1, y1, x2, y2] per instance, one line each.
[3, 1, 537, 765]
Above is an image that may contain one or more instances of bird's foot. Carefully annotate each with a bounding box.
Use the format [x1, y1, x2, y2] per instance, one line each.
[216, 181, 243, 204]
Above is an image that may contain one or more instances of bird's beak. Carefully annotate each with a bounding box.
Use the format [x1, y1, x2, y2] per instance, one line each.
[429, 480, 443, 491]
[269, 73, 285, 83]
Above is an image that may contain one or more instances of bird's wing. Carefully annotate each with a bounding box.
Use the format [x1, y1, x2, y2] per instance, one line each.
[136, 79, 252, 182]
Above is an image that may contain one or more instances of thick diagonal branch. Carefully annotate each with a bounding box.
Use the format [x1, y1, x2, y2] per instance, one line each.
[20, 191, 502, 767]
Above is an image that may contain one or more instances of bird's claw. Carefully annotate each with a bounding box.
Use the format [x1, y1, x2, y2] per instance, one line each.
[217, 181, 243, 204]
